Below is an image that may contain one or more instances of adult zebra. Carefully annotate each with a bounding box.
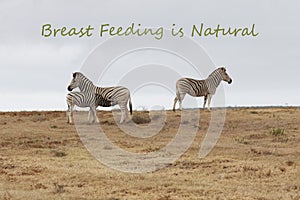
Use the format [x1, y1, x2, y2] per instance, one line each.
[67, 72, 133, 123]
[66, 91, 112, 124]
[173, 67, 232, 111]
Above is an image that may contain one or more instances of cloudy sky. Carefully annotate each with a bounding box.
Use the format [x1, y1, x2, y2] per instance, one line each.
[0, 0, 299, 111]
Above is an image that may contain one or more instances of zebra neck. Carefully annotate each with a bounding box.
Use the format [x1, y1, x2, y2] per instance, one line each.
[79, 80, 96, 93]
[206, 74, 222, 92]
[208, 77, 222, 87]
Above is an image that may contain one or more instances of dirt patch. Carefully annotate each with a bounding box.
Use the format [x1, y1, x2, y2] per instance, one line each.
[0, 108, 299, 199]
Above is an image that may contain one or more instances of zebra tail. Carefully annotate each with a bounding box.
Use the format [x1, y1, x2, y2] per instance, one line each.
[129, 97, 132, 115]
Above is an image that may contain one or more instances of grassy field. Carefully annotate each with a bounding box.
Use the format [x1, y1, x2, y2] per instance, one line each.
[0, 107, 299, 199]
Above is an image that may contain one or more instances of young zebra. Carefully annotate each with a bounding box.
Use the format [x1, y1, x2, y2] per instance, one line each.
[67, 72, 133, 123]
[173, 67, 232, 111]
[66, 91, 112, 124]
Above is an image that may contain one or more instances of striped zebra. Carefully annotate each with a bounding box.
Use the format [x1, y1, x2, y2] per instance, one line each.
[67, 72, 132, 123]
[66, 91, 112, 124]
[173, 67, 232, 111]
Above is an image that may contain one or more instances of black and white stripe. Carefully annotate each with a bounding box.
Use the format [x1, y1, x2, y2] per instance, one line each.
[67, 72, 132, 123]
[173, 67, 232, 111]
[66, 91, 112, 124]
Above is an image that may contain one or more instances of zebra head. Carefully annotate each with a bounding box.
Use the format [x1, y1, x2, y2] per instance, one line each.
[67, 72, 83, 91]
[67, 72, 95, 92]
[218, 67, 232, 84]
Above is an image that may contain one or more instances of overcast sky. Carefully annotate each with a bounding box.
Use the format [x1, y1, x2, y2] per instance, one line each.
[0, 0, 299, 111]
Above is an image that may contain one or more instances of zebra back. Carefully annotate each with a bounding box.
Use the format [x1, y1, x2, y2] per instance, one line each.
[177, 78, 208, 97]
[95, 86, 130, 103]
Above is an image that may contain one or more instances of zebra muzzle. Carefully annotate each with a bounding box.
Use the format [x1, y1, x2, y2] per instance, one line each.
[67, 86, 73, 91]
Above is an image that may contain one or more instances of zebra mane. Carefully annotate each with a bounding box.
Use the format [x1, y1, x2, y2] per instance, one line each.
[73, 72, 84, 78]
[208, 67, 226, 78]
[74, 72, 95, 86]
[208, 68, 220, 78]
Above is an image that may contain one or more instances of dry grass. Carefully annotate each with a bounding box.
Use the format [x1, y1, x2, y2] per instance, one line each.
[0, 108, 299, 199]
[131, 111, 151, 124]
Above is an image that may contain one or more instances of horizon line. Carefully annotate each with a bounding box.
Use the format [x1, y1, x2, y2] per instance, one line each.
[1, 105, 299, 113]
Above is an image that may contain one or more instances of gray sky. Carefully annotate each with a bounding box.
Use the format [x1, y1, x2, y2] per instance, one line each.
[0, 0, 299, 111]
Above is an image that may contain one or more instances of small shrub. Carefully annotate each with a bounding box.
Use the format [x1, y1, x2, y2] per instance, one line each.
[102, 120, 114, 125]
[234, 136, 249, 144]
[250, 148, 273, 155]
[50, 125, 58, 129]
[103, 145, 113, 150]
[272, 137, 289, 143]
[132, 112, 151, 124]
[51, 150, 67, 157]
[3, 192, 12, 200]
[229, 122, 238, 130]
[32, 113, 47, 122]
[270, 128, 285, 136]
[286, 160, 294, 166]
[53, 183, 65, 193]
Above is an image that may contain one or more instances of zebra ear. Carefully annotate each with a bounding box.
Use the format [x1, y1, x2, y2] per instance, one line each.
[72, 73, 76, 78]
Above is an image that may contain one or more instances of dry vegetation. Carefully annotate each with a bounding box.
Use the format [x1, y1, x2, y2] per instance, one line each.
[0, 107, 299, 199]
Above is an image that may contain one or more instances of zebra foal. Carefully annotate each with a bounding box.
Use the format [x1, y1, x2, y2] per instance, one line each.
[67, 72, 132, 123]
[173, 67, 232, 111]
[66, 91, 112, 124]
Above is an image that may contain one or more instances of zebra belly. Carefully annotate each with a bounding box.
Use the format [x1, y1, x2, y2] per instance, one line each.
[75, 102, 93, 107]
[95, 95, 113, 107]
[98, 100, 112, 107]
[187, 90, 208, 97]
[70, 94, 94, 107]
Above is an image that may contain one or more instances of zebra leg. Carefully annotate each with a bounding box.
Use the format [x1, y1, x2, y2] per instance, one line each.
[179, 102, 183, 111]
[178, 93, 186, 111]
[88, 107, 95, 123]
[66, 107, 70, 123]
[203, 95, 207, 109]
[87, 109, 92, 122]
[88, 108, 93, 123]
[207, 94, 212, 111]
[124, 101, 131, 122]
[91, 107, 99, 123]
[173, 97, 178, 112]
[120, 111, 124, 123]
[120, 107, 125, 123]
[94, 108, 99, 123]
[66, 109, 70, 123]
[124, 107, 130, 123]
[67, 104, 74, 124]
[119, 103, 127, 123]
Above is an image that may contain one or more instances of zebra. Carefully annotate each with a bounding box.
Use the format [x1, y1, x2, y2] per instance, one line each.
[66, 91, 112, 124]
[173, 67, 232, 111]
[67, 72, 133, 123]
